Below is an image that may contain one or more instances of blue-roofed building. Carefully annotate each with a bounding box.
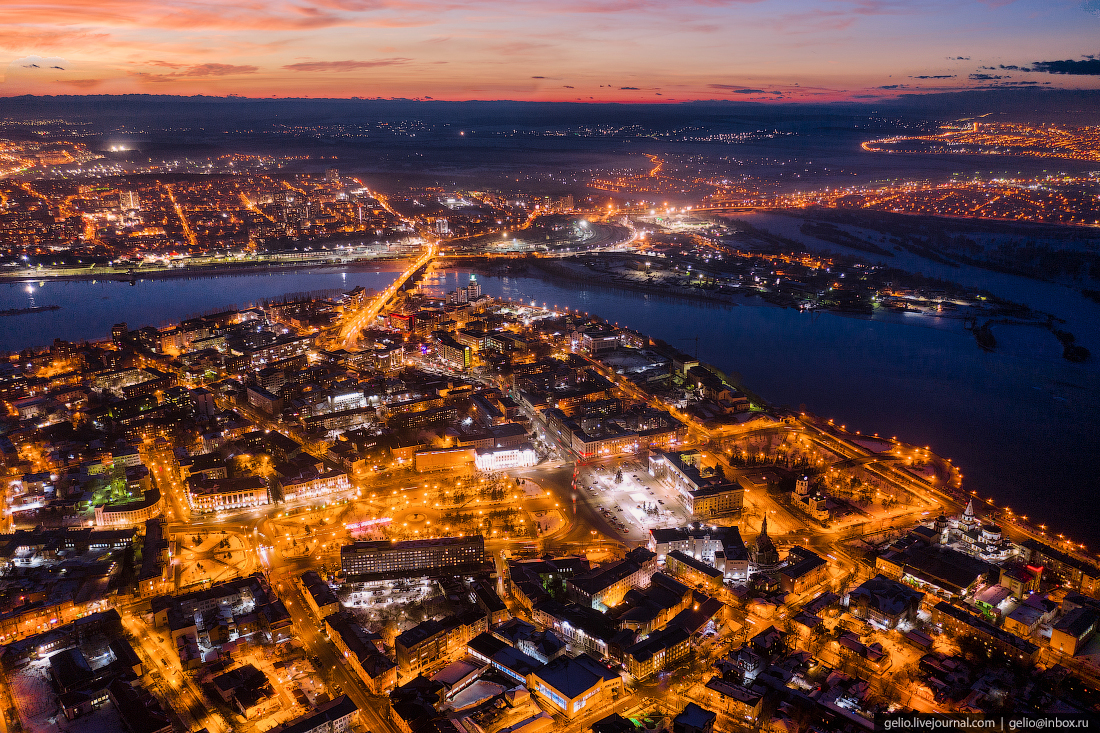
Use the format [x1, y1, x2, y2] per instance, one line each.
[529, 653, 622, 719]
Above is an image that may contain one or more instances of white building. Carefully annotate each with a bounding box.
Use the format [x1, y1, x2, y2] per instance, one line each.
[281, 471, 350, 502]
[475, 446, 538, 472]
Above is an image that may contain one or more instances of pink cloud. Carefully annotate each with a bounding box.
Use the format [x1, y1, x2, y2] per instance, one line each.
[178, 63, 259, 76]
[128, 63, 258, 82]
[282, 58, 411, 71]
[53, 77, 103, 88]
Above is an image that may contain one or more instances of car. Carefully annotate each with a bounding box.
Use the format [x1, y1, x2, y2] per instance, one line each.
[616, 506, 623, 512]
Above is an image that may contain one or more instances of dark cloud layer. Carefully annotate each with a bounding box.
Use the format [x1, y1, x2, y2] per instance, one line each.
[708, 84, 765, 93]
[1030, 59, 1100, 75]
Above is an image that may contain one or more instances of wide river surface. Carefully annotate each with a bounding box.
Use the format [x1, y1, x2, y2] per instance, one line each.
[2, 263, 1098, 548]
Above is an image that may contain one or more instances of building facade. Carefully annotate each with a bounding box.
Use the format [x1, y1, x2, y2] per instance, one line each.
[341, 536, 485, 580]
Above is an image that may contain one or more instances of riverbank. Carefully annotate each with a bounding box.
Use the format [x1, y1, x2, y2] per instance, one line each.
[0, 257, 411, 284]
[442, 255, 750, 306]
[447, 253, 1084, 360]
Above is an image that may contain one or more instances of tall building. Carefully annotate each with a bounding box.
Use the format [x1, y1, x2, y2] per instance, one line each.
[340, 535, 485, 580]
[436, 334, 472, 371]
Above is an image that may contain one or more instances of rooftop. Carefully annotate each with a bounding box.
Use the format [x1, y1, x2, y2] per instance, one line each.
[533, 653, 618, 700]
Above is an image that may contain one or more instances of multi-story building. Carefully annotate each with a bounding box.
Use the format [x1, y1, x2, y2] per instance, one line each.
[875, 540, 994, 602]
[470, 579, 509, 626]
[394, 609, 488, 681]
[136, 521, 170, 600]
[846, 575, 924, 629]
[534, 600, 626, 660]
[435, 334, 471, 370]
[325, 612, 396, 694]
[0, 596, 79, 644]
[466, 632, 544, 686]
[607, 573, 693, 635]
[687, 483, 744, 519]
[507, 556, 591, 611]
[566, 550, 656, 611]
[151, 574, 268, 626]
[649, 525, 746, 564]
[1050, 607, 1099, 657]
[267, 695, 358, 733]
[237, 334, 314, 370]
[341, 536, 485, 581]
[246, 385, 282, 415]
[1022, 539, 1100, 599]
[623, 625, 692, 680]
[665, 551, 724, 593]
[187, 476, 270, 513]
[779, 547, 829, 595]
[298, 571, 340, 619]
[94, 488, 164, 527]
[931, 601, 1040, 663]
[474, 445, 538, 472]
[280, 470, 349, 502]
[413, 447, 476, 473]
[648, 451, 743, 519]
[389, 312, 415, 331]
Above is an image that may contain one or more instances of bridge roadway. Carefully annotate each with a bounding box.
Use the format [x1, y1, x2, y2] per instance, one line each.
[338, 243, 436, 350]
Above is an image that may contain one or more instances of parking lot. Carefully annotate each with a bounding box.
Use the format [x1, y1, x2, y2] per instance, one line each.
[578, 458, 692, 539]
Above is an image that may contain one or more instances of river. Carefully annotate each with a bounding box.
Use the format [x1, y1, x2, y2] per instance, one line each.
[1, 263, 1097, 549]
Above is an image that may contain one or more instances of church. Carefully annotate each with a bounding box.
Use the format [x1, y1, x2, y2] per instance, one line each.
[935, 499, 1018, 563]
[749, 515, 781, 575]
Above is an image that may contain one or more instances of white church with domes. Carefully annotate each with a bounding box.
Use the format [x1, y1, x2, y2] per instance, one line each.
[934, 498, 1019, 564]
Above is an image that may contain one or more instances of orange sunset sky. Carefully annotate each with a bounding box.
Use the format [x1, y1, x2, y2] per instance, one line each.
[2, 0, 1100, 101]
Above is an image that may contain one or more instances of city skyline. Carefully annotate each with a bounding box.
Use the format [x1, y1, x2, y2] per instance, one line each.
[2, 0, 1100, 101]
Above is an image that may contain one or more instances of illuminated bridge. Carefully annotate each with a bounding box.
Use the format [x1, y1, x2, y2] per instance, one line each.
[338, 244, 436, 350]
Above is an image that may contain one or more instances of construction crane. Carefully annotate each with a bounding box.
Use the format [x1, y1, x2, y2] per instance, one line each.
[679, 336, 700, 359]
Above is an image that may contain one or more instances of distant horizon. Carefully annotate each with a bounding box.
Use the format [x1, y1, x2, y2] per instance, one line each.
[3, 87, 1100, 104]
[3, 86, 1100, 108]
